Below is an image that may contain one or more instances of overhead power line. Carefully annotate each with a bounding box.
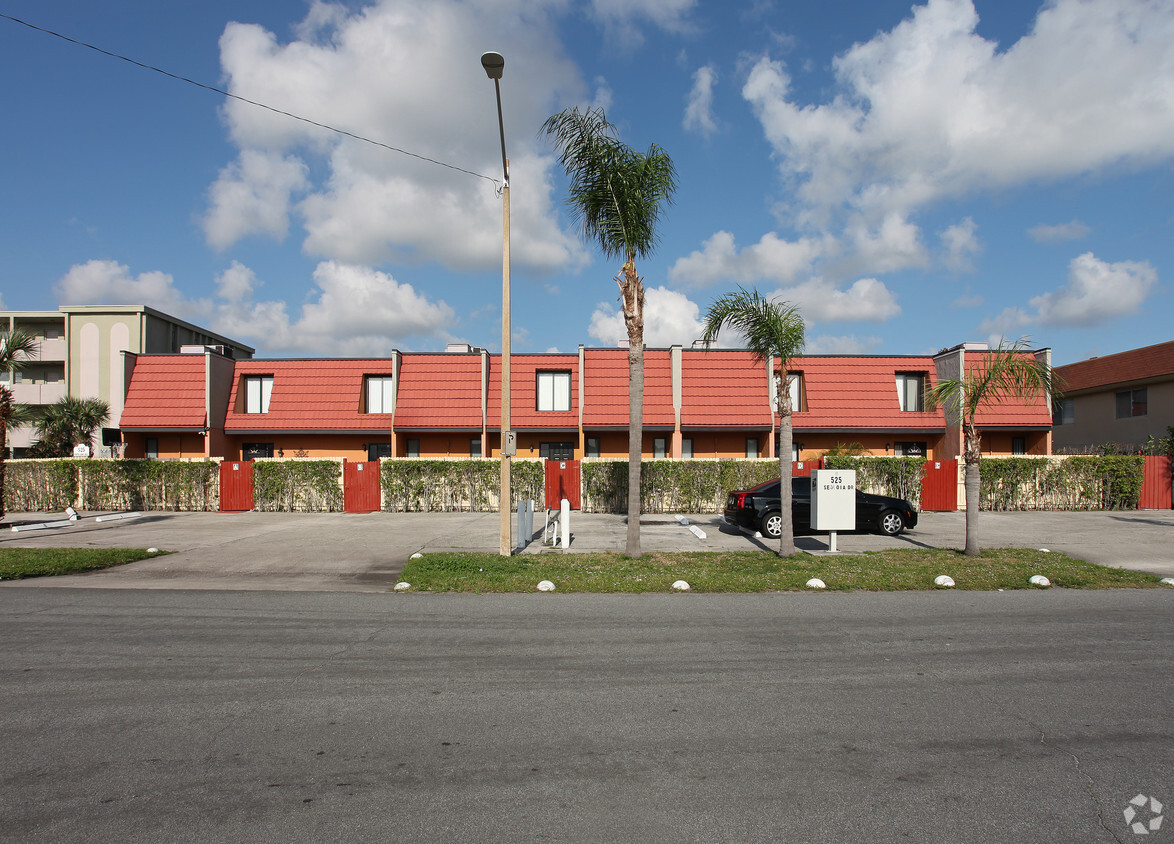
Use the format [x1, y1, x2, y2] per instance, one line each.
[0, 12, 499, 186]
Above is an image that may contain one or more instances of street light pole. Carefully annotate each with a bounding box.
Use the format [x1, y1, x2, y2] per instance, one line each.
[482, 50, 511, 556]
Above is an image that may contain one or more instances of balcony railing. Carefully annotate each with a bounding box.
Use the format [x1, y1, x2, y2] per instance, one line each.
[10, 381, 66, 405]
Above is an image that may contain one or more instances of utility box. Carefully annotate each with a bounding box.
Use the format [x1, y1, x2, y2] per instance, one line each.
[811, 469, 856, 531]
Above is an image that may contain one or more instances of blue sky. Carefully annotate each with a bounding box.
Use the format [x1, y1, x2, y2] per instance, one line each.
[1, 0, 1171, 366]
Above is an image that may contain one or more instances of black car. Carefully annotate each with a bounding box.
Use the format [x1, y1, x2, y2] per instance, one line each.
[723, 476, 918, 538]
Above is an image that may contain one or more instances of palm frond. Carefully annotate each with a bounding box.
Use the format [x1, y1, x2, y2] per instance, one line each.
[701, 287, 805, 365]
[543, 106, 677, 262]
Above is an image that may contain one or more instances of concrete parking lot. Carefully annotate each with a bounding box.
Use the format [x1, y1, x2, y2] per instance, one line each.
[2, 507, 1172, 590]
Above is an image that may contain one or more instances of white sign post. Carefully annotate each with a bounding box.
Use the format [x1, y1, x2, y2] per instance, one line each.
[811, 469, 856, 552]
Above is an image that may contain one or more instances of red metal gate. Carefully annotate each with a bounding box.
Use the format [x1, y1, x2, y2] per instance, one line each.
[1139, 455, 1172, 509]
[792, 459, 821, 478]
[921, 459, 958, 511]
[344, 460, 382, 513]
[219, 460, 255, 512]
[545, 459, 581, 510]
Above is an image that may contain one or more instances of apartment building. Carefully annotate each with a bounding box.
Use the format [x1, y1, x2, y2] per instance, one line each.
[117, 341, 1053, 462]
[0, 305, 253, 456]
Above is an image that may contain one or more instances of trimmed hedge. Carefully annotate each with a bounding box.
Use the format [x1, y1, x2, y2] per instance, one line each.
[252, 459, 344, 512]
[977, 455, 1144, 511]
[0, 454, 1155, 515]
[5, 458, 219, 512]
[823, 456, 926, 509]
[380, 458, 543, 512]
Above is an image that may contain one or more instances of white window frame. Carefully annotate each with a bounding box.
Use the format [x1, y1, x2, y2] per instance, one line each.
[772, 372, 803, 412]
[896, 373, 925, 412]
[245, 375, 273, 414]
[537, 371, 572, 412]
[365, 375, 395, 414]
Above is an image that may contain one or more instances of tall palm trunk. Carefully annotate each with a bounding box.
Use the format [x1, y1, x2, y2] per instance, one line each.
[0, 388, 10, 521]
[963, 422, 981, 556]
[620, 257, 644, 558]
[776, 376, 795, 557]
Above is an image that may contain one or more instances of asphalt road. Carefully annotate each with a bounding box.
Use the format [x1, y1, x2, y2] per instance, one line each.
[1, 588, 1170, 843]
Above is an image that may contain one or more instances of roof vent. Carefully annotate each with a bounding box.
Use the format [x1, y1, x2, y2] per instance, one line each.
[180, 344, 227, 355]
[962, 342, 989, 351]
[446, 343, 474, 353]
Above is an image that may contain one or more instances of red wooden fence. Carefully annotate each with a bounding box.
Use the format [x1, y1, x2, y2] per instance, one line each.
[921, 459, 959, 511]
[1139, 455, 1172, 510]
[219, 460, 254, 512]
[545, 459, 582, 510]
[344, 461, 382, 513]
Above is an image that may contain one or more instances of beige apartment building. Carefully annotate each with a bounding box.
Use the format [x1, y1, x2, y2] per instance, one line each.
[1052, 340, 1174, 452]
[1, 305, 253, 456]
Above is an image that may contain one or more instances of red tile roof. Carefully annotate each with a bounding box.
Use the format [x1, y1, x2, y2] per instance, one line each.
[578, 349, 675, 428]
[119, 356, 206, 429]
[967, 351, 1056, 428]
[394, 353, 484, 430]
[794, 356, 942, 431]
[509, 354, 579, 430]
[682, 350, 771, 429]
[1054, 340, 1174, 394]
[224, 359, 398, 432]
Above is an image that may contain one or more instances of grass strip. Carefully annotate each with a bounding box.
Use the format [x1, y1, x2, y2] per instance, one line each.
[399, 548, 1164, 593]
[0, 548, 165, 580]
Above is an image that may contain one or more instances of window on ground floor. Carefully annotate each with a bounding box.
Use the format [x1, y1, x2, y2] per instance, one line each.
[367, 443, 392, 460]
[585, 436, 601, 458]
[746, 437, 759, 458]
[1012, 437, 1026, 456]
[470, 438, 482, 457]
[145, 438, 158, 459]
[539, 442, 574, 460]
[682, 437, 693, 458]
[406, 439, 420, 457]
[242, 442, 274, 460]
[653, 437, 667, 458]
[894, 441, 927, 457]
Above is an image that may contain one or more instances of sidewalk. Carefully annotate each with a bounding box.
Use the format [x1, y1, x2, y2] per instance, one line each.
[2, 507, 1172, 591]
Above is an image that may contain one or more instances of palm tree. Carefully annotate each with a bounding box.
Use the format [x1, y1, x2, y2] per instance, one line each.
[925, 339, 1057, 556]
[33, 396, 110, 458]
[0, 329, 39, 520]
[543, 106, 678, 558]
[701, 287, 805, 557]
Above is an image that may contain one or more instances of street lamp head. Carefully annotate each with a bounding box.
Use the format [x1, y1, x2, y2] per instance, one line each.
[481, 51, 505, 80]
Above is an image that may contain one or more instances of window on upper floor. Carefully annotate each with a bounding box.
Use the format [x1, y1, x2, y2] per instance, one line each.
[1115, 388, 1147, 419]
[365, 375, 395, 414]
[244, 375, 273, 414]
[537, 371, 571, 412]
[896, 372, 926, 412]
[1053, 399, 1075, 426]
[771, 372, 804, 412]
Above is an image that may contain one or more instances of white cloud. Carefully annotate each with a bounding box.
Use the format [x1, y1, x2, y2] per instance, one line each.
[214, 261, 457, 356]
[669, 230, 825, 287]
[775, 277, 901, 323]
[843, 213, 928, 274]
[804, 334, 884, 355]
[204, 150, 308, 250]
[940, 217, 981, 272]
[590, 0, 697, 45]
[54, 260, 210, 318]
[1029, 252, 1157, 326]
[742, 0, 1174, 225]
[53, 259, 455, 357]
[979, 251, 1158, 333]
[1028, 220, 1091, 243]
[209, 0, 587, 274]
[683, 65, 718, 136]
[215, 261, 260, 304]
[587, 286, 704, 347]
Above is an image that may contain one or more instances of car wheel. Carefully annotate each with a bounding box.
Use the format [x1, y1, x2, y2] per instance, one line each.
[761, 512, 782, 539]
[878, 510, 905, 536]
